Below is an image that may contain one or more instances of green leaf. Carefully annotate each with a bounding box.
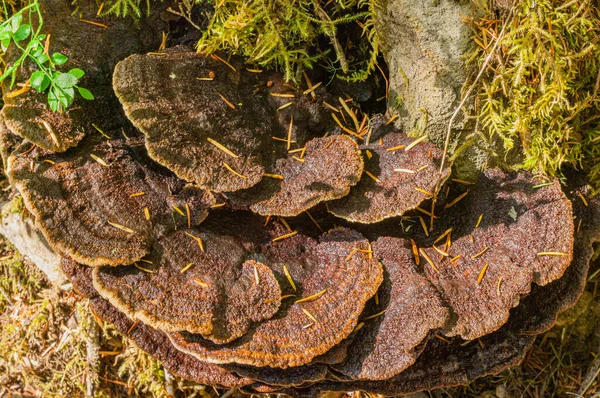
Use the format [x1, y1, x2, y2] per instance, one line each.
[77, 86, 94, 100]
[48, 89, 60, 112]
[36, 53, 49, 64]
[30, 71, 51, 92]
[30, 43, 43, 58]
[30, 71, 45, 90]
[68, 68, 85, 79]
[50, 53, 68, 65]
[54, 72, 78, 89]
[1, 38, 10, 52]
[57, 87, 75, 108]
[13, 24, 30, 42]
[11, 14, 22, 33]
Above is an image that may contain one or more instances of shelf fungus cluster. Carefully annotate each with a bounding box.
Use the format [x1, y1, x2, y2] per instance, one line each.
[2, 3, 600, 395]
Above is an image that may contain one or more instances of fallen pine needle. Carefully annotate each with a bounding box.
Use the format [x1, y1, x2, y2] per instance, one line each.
[410, 239, 420, 265]
[419, 248, 438, 272]
[295, 289, 327, 304]
[223, 162, 247, 179]
[180, 263, 194, 273]
[217, 92, 236, 109]
[405, 136, 427, 151]
[444, 190, 469, 209]
[363, 309, 386, 321]
[90, 154, 108, 167]
[108, 221, 134, 234]
[283, 265, 296, 291]
[207, 137, 239, 158]
[477, 263, 489, 285]
[272, 231, 298, 242]
[302, 308, 318, 323]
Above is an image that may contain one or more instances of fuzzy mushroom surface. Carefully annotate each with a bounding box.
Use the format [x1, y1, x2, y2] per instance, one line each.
[93, 226, 283, 343]
[8, 136, 215, 266]
[328, 121, 450, 223]
[229, 135, 364, 216]
[169, 227, 383, 368]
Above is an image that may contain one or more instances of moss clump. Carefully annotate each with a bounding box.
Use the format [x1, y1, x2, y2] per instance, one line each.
[468, 0, 600, 191]
[195, 0, 381, 82]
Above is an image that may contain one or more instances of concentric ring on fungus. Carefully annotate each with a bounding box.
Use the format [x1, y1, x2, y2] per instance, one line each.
[8, 136, 215, 267]
[1, 0, 164, 152]
[60, 258, 255, 389]
[331, 236, 450, 380]
[316, 179, 600, 395]
[169, 227, 383, 368]
[92, 226, 283, 343]
[419, 169, 574, 340]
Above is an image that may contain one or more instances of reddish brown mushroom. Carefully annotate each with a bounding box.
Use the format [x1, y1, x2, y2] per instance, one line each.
[113, 51, 281, 193]
[8, 136, 215, 266]
[92, 226, 283, 343]
[420, 170, 574, 340]
[328, 117, 450, 223]
[61, 258, 255, 389]
[228, 135, 364, 216]
[169, 227, 383, 368]
[332, 236, 449, 380]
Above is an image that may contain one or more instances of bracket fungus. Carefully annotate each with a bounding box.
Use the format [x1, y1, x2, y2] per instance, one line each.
[93, 227, 283, 343]
[2, 9, 598, 392]
[328, 120, 451, 223]
[61, 258, 256, 389]
[332, 237, 450, 380]
[1, 0, 164, 152]
[8, 136, 215, 266]
[113, 51, 279, 193]
[169, 227, 383, 368]
[423, 169, 574, 340]
[229, 134, 364, 217]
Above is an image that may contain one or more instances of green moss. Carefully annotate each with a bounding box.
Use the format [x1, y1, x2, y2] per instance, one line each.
[196, 0, 381, 82]
[469, 0, 600, 191]
[1, 195, 24, 218]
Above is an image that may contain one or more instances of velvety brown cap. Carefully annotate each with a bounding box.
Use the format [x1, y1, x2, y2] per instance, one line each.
[9, 136, 214, 266]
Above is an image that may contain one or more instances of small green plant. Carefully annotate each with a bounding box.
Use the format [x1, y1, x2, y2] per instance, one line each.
[0, 0, 93, 112]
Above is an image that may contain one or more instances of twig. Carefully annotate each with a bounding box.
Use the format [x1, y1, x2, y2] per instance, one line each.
[168, 0, 202, 30]
[312, 0, 349, 74]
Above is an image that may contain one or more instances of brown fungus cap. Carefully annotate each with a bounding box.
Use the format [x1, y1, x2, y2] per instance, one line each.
[60, 258, 255, 389]
[332, 236, 450, 380]
[0, 116, 23, 173]
[506, 178, 600, 336]
[317, 185, 600, 395]
[229, 135, 364, 217]
[8, 136, 215, 266]
[328, 125, 450, 223]
[320, 325, 536, 396]
[1, 0, 164, 152]
[113, 51, 282, 193]
[169, 227, 383, 368]
[93, 227, 282, 342]
[417, 169, 574, 340]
